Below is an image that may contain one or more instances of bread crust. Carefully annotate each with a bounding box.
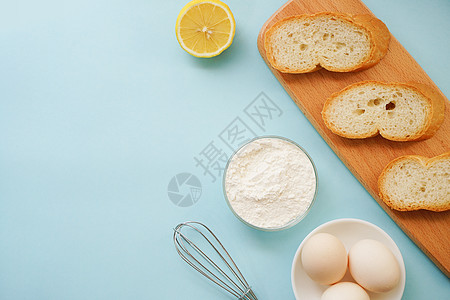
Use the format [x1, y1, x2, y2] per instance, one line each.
[321, 80, 446, 141]
[264, 12, 390, 73]
[350, 14, 391, 71]
[378, 152, 450, 212]
[404, 82, 446, 140]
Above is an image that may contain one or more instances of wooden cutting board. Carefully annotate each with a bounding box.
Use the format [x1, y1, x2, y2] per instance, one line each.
[257, 0, 450, 277]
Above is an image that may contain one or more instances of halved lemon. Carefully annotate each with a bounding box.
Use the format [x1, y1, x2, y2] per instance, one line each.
[175, 0, 236, 58]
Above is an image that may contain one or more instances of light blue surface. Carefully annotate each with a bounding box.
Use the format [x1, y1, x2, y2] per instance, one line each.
[0, 0, 449, 299]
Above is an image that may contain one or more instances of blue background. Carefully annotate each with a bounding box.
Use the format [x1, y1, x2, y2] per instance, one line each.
[1, 0, 449, 299]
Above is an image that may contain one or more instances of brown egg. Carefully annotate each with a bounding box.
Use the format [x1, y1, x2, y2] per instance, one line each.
[301, 233, 348, 285]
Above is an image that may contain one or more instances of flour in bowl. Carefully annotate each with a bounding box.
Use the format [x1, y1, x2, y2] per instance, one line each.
[224, 137, 317, 229]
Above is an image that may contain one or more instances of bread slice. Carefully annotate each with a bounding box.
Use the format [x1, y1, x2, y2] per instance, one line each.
[321, 81, 445, 141]
[378, 152, 450, 212]
[264, 12, 390, 73]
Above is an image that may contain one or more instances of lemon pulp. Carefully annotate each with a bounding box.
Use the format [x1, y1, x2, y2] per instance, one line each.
[176, 0, 235, 58]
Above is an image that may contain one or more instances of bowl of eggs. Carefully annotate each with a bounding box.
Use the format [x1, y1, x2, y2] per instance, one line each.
[291, 218, 406, 300]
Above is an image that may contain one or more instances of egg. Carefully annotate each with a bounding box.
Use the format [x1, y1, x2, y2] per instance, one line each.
[349, 239, 400, 293]
[321, 282, 370, 300]
[301, 233, 348, 285]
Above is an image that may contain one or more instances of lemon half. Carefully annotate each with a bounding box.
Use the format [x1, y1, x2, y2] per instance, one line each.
[175, 0, 236, 58]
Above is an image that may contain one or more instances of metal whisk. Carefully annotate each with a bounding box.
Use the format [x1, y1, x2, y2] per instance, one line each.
[173, 221, 258, 300]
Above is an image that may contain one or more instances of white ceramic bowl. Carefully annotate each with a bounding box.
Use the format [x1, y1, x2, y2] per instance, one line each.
[291, 218, 406, 300]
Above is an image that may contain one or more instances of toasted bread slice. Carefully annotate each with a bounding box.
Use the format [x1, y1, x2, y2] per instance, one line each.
[321, 81, 445, 141]
[264, 12, 390, 73]
[378, 153, 450, 212]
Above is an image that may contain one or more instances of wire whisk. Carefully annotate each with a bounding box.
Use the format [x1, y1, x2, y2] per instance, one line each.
[173, 221, 258, 300]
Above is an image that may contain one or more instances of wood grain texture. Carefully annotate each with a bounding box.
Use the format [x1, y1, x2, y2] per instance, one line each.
[257, 0, 450, 277]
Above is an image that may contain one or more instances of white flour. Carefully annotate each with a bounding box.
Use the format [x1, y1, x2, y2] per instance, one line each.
[224, 137, 316, 229]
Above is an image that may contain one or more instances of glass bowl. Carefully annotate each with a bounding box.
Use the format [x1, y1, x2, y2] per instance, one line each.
[222, 135, 318, 231]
